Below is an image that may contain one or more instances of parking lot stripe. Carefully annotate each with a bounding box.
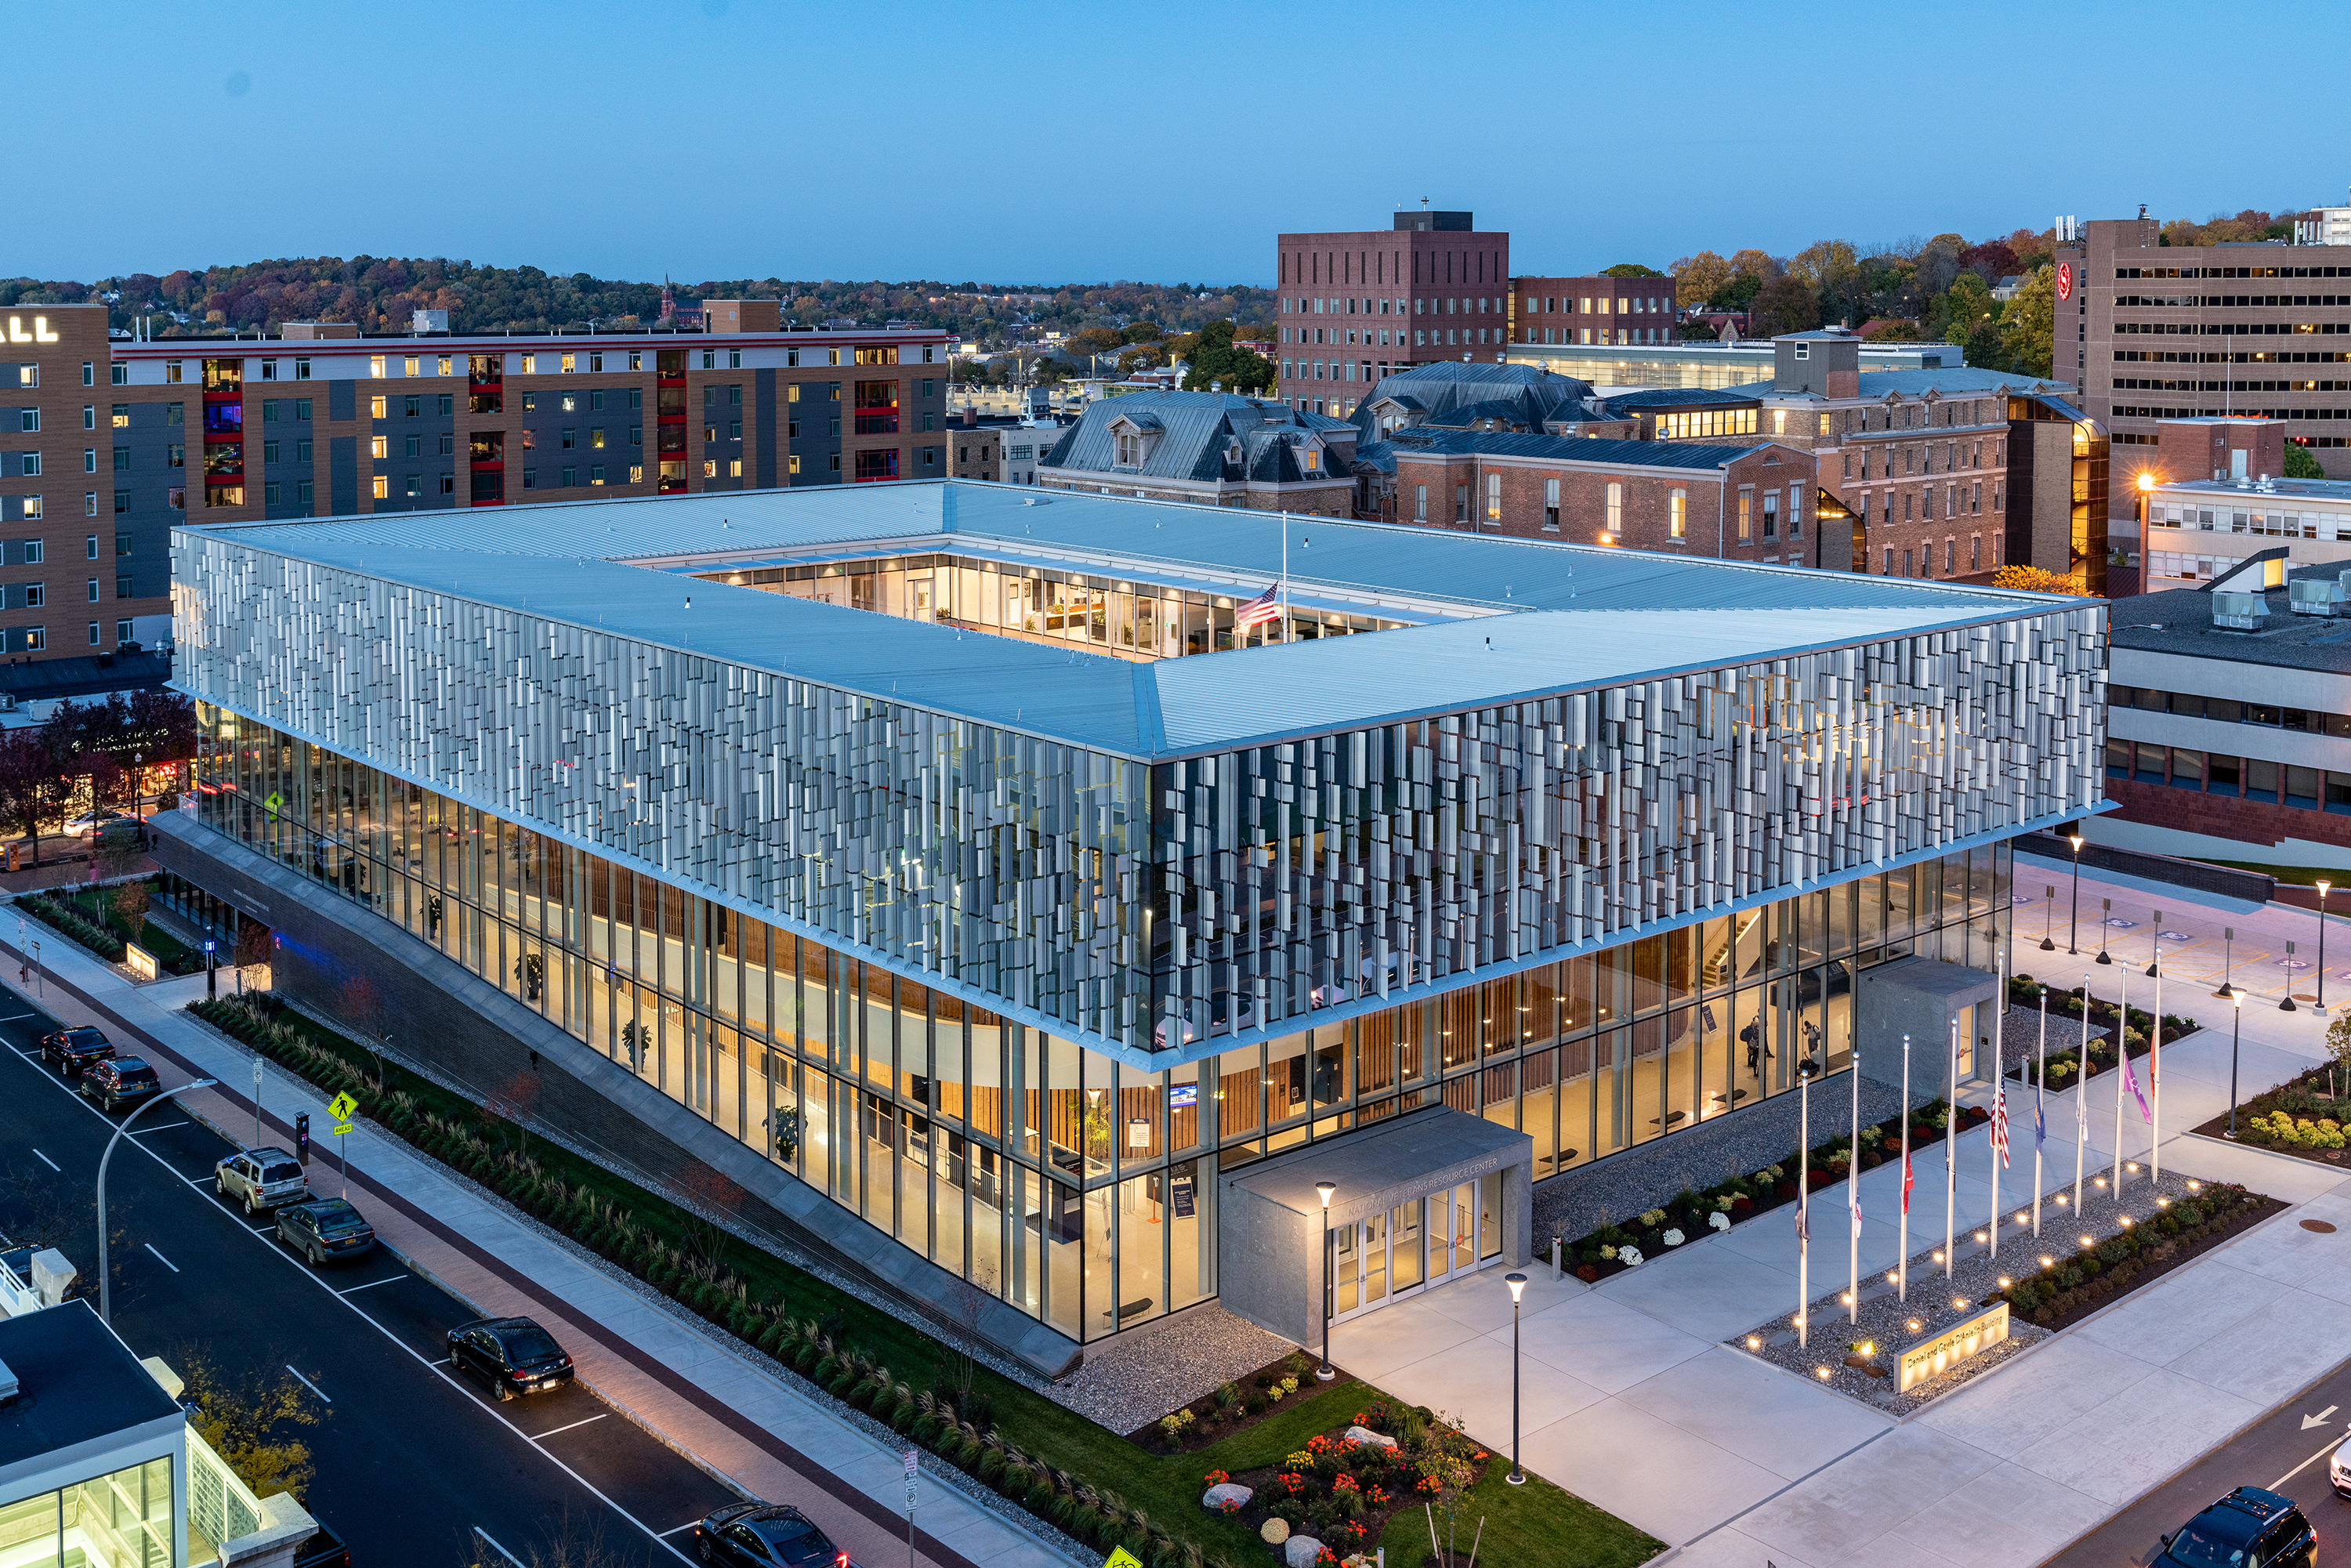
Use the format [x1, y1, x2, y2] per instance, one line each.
[143, 1243, 179, 1273]
[531, 1414, 608, 1442]
[30, 1148, 59, 1171]
[337, 1276, 407, 1294]
[284, 1364, 332, 1403]
[129, 1121, 190, 1135]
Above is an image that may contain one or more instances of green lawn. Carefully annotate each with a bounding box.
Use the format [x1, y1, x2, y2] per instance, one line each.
[214, 996, 1664, 1566]
[2194, 857, 2351, 893]
[56, 884, 201, 972]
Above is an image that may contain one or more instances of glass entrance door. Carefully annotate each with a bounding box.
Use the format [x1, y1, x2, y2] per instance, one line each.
[1328, 1185, 1494, 1325]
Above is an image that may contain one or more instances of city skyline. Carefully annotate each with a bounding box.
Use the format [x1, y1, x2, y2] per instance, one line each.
[17, 0, 2351, 287]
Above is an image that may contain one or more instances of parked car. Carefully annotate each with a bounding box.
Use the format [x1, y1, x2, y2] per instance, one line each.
[39, 1025, 116, 1076]
[213, 1147, 310, 1215]
[274, 1198, 376, 1265]
[2332, 1428, 2351, 1496]
[692, 1504, 850, 1568]
[60, 808, 129, 839]
[79, 1056, 161, 1113]
[446, 1316, 574, 1401]
[2156, 1487, 2316, 1568]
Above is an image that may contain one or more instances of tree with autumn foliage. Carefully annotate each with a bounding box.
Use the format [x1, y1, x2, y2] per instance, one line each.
[1991, 564, 2087, 595]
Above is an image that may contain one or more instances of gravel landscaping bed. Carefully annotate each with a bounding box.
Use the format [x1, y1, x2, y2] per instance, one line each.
[1729, 1164, 2219, 1415]
[1052, 1303, 1302, 1433]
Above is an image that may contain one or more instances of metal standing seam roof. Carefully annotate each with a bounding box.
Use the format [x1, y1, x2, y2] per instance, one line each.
[1715, 369, 2078, 400]
[1357, 433, 1765, 473]
[183, 480, 2078, 760]
[1041, 391, 1353, 483]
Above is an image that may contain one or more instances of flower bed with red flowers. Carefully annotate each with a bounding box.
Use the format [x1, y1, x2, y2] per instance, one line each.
[1212, 1399, 1493, 1563]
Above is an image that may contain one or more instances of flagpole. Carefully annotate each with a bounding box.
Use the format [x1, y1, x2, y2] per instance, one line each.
[2034, 987, 2047, 1240]
[1280, 510, 1289, 644]
[1898, 1032, 1911, 1304]
[2114, 965, 2128, 1192]
[1990, 1019, 2002, 1262]
[2150, 912, 2164, 1186]
[1848, 1043, 1860, 1326]
[1944, 1017, 1956, 1280]
[2074, 972, 2088, 1218]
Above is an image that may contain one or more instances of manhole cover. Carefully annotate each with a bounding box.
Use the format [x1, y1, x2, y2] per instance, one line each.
[2302, 1219, 2338, 1233]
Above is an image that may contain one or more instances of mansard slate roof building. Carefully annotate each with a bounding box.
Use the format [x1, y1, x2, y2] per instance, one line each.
[158, 479, 2106, 1374]
[1037, 391, 1360, 512]
[1353, 361, 1600, 438]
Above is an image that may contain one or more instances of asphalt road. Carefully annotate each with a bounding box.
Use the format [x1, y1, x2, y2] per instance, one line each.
[0, 983, 740, 1567]
[2045, 1348, 2351, 1566]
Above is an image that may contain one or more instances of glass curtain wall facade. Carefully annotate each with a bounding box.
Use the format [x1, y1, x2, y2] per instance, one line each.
[0, 1458, 174, 1568]
[190, 704, 2009, 1343]
[699, 552, 1411, 660]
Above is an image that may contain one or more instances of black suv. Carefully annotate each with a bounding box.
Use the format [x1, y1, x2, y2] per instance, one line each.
[39, 1026, 115, 1076]
[80, 1056, 161, 1113]
[2157, 1487, 2316, 1568]
[692, 1504, 849, 1568]
[447, 1316, 574, 1401]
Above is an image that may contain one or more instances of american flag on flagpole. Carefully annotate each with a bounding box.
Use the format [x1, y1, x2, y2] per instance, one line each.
[1991, 1080, 2012, 1170]
[1901, 1147, 1914, 1215]
[1233, 584, 1283, 631]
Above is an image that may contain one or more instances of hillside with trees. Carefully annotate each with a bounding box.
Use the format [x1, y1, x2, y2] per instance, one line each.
[0, 258, 1276, 356]
[1667, 206, 2317, 378]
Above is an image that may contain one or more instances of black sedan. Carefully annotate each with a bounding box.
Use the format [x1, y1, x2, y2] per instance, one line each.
[39, 1025, 115, 1076]
[692, 1504, 849, 1568]
[274, 1198, 377, 1265]
[446, 1316, 574, 1402]
[79, 1056, 161, 1112]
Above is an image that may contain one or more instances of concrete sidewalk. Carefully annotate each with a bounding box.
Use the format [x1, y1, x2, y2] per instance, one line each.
[1335, 867, 2351, 1563]
[0, 917, 1077, 1568]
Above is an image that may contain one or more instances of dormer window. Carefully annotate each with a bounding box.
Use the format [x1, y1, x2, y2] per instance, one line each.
[1303, 445, 1320, 473]
[1116, 433, 1142, 465]
[1793, 342, 1810, 360]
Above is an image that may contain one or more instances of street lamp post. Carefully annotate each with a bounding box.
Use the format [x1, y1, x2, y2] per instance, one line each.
[1504, 1272, 1528, 1485]
[98, 1078, 219, 1322]
[1795, 1056, 1820, 1349]
[2227, 991, 2244, 1137]
[1315, 1182, 1337, 1381]
[2318, 882, 2333, 1015]
[2066, 831, 2085, 955]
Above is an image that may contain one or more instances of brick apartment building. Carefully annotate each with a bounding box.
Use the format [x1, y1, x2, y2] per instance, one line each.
[2057, 214, 2351, 480]
[1344, 364, 1834, 563]
[1508, 277, 1679, 346]
[21, 301, 947, 664]
[1275, 209, 1510, 418]
[1606, 331, 2103, 590]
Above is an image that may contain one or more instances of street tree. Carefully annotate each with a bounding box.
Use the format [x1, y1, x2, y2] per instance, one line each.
[1671, 252, 1731, 308]
[2285, 444, 2327, 480]
[1998, 264, 2056, 377]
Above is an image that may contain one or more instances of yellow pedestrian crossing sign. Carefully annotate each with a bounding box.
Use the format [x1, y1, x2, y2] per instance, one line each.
[1101, 1551, 1143, 1568]
[327, 1092, 359, 1121]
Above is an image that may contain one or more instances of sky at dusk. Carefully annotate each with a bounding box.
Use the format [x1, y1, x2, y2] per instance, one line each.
[21, 0, 2351, 288]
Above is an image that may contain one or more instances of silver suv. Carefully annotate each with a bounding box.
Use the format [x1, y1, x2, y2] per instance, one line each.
[215, 1147, 310, 1215]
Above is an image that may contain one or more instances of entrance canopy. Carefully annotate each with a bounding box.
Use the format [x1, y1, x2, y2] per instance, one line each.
[1219, 1107, 1531, 1344]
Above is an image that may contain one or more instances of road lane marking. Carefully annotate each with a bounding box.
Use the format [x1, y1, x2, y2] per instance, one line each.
[2302, 1403, 2339, 1430]
[2, 995, 698, 1567]
[531, 1414, 608, 1442]
[30, 1148, 58, 1171]
[284, 1364, 332, 1403]
[337, 1276, 408, 1294]
[143, 1243, 179, 1273]
[2274, 1430, 2342, 1490]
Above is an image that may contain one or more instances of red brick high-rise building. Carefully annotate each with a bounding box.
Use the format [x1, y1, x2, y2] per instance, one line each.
[1275, 209, 1509, 418]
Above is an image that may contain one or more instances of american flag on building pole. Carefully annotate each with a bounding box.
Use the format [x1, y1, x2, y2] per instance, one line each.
[1233, 584, 1283, 631]
[1991, 1079, 2012, 1170]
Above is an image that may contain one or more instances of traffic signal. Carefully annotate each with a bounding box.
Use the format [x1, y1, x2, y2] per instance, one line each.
[295, 1111, 310, 1165]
